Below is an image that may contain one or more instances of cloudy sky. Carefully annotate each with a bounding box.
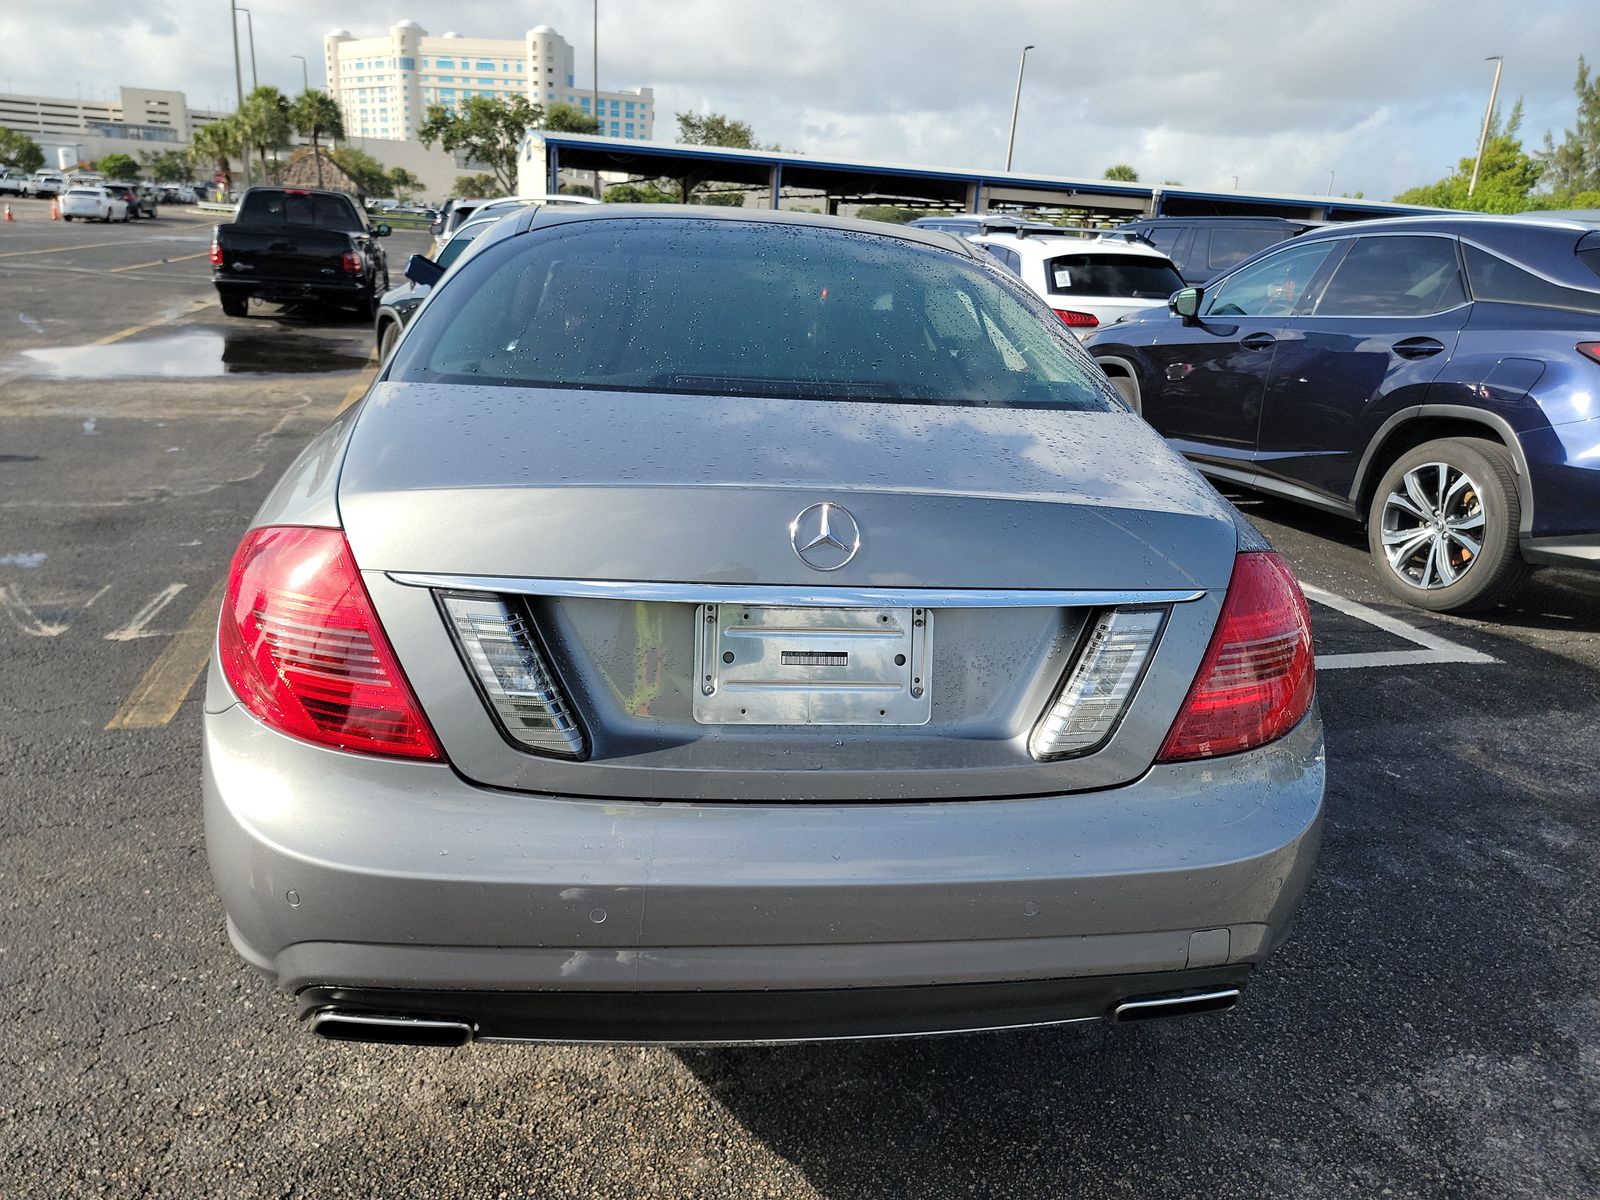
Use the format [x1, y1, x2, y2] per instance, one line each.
[2, 0, 1593, 199]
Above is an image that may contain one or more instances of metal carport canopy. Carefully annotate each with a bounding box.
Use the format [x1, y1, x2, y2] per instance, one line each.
[519, 131, 1455, 221]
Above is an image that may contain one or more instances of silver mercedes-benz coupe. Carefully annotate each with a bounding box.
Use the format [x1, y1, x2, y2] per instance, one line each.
[203, 206, 1324, 1046]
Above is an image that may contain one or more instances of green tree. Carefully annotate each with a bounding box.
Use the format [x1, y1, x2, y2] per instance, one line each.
[141, 149, 193, 183]
[188, 118, 243, 193]
[675, 110, 772, 149]
[1394, 100, 1543, 213]
[98, 152, 140, 181]
[420, 95, 543, 194]
[385, 167, 423, 201]
[289, 89, 345, 188]
[545, 102, 601, 134]
[855, 204, 919, 223]
[1103, 163, 1140, 182]
[237, 85, 292, 177]
[451, 171, 501, 199]
[601, 180, 679, 203]
[1538, 56, 1600, 197]
[0, 128, 45, 174]
[327, 147, 389, 195]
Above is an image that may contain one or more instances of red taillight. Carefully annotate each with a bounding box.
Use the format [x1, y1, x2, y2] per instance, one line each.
[218, 526, 444, 761]
[209, 240, 223, 267]
[1157, 551, 1315, 763]
[1578, 342, 1600, 365]
[341, 250, 363, 275]
[1052, 308, 1099, 328]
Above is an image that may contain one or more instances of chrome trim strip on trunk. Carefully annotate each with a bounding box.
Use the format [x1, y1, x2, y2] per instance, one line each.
[385, 574, 1207, 608]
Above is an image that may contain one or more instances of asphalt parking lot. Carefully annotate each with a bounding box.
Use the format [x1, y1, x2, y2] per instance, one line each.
[2, 211, 1597, 1199]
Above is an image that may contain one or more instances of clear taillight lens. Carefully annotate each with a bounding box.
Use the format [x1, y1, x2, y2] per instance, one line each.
[439, 594, 586, 759]
[1030, 607, 1164, 759]
[218, 526, 444, 760]
[1157, 551, 1315, 763]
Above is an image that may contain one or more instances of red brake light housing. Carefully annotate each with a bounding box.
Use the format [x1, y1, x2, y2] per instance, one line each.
[209, 239, 223, 267]
[218, 526, 444, 760]
[1578, 342, 1600, 365]
[341, 249, 364, 275]
[1157, 551, 1315, 762]
[1052, 308, 1099, 328]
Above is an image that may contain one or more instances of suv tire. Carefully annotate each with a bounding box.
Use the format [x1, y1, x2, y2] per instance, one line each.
[221, 294, 249, 318]
[1366, 437, 1530, 613]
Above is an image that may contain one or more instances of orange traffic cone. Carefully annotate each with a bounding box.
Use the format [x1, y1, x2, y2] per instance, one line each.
[2, 204, 12, 222]
[49, 199, 59, 220]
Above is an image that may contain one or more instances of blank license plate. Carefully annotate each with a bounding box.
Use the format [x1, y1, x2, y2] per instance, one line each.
[692, 604, 931, 725]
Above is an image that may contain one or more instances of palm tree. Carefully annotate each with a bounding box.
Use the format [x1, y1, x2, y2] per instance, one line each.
[189, 117, 243, 195]
[290, 89, 345, 188]
[237, 85, 292, 178]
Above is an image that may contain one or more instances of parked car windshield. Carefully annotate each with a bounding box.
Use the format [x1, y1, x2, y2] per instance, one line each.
[1046, 252, 1185, 299]
[397, 218, 1113, 410]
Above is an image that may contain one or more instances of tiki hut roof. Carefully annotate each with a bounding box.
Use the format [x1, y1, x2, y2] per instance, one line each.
[271, 148, 362, 195]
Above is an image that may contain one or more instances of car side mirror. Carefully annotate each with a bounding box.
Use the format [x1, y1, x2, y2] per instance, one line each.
[404, 254, 445, 287]
[1170, 287, 1202, 321]
[374, 223, 392, 238]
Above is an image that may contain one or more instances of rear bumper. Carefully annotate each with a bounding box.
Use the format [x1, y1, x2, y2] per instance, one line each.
[213, 277, 370, 305]
[204, 701, 1325, 1041]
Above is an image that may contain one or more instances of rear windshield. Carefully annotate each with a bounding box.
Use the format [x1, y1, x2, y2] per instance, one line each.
[1045, 253, 1184, 299]
[238, 191, 362, 231]
[393, 218, 1113, 411]
[67, 188, 99, 197]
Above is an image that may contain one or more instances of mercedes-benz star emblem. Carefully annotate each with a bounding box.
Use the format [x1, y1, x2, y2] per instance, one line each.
[790, 502, 861, 572]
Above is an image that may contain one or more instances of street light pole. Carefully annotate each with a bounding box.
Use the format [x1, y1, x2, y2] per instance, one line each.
[230, 0, 250, 191]
[291, 54, 308, 93]
[1004, 45, 1035, 173]
[238, 8, 258, 90]
[1327, 169, 1335, 196]
[1468, 54, 1504, 199]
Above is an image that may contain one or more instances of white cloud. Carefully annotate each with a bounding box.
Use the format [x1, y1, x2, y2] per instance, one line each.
[1, 0, 1591, 200]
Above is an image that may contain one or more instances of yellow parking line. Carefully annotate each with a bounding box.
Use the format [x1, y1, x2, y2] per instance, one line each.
[89, 297, 212, 347]
[0, 238, 128, 259]
[107, 250, 210, 274]
[338, 349, 380, 413]
[106, 577, 227, 730]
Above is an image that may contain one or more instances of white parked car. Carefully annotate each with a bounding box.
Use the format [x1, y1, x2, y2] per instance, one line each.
[0, 168, 29, 196]
[61, 186, 129, 223]
[26, 172, 67, 198]
[969, 230, 1185, 339]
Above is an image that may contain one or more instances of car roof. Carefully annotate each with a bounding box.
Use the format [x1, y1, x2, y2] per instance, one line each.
[970, 231, 1176, 261]
[1122, 215, 1313, 227]
[511, 203, 987, 256]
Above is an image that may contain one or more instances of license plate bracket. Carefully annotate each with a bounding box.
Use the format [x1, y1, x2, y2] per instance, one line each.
[692, 604, 931, 725]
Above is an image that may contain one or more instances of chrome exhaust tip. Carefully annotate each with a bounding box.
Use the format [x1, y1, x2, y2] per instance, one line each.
[309, 1010, 475, 1047]
[1111, 988, 1241, 1023]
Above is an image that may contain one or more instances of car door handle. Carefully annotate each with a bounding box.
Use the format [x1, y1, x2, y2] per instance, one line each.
[1240, 332, 1277, 351]
[1393, 336, 1446, 359]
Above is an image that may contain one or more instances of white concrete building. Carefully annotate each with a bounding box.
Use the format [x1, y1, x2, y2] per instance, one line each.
[324, 21, 654, 144]
[0, 86, 230, 167]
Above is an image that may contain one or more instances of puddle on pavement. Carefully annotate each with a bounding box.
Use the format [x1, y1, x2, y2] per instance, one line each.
[17, 328, 370, 379]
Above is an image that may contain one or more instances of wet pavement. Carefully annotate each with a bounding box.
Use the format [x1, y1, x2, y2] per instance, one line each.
[1, 211, 1597, 1199]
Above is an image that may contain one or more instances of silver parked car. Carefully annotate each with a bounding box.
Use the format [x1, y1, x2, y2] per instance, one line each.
[204, 207, 1324, 1046]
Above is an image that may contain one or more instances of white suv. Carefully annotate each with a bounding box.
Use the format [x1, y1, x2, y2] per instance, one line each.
[969, 230, 1185, 339]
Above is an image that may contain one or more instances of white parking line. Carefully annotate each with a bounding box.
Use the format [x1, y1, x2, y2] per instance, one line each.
[105, 582, 187, 642]
[1301, 583, 1498, 671]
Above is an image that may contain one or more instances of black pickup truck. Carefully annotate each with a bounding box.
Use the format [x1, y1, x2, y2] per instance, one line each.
[211, 187, 391, 318]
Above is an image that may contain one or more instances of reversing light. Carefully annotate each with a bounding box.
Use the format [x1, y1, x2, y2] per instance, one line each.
[439, 594, 586, 759]
[1030, 608, 1165, 759]
[1157, 551, 1315, 762]
[218, 526, 444, 760]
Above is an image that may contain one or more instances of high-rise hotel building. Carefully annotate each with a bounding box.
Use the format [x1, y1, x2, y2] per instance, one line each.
[324, 21, 654, 143]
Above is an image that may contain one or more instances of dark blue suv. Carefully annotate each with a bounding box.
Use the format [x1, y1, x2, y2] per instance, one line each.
[1085, 215, 1600, 612]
